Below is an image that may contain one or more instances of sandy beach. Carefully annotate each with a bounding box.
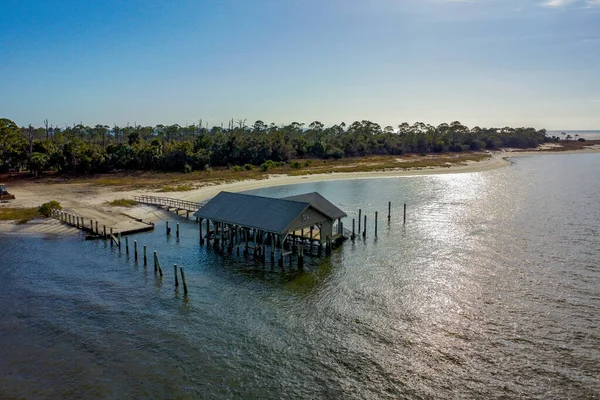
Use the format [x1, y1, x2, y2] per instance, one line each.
[1, 146, 598, 235]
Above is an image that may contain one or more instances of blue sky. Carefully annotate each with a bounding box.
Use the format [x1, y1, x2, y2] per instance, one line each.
[1, 0, 599, 129]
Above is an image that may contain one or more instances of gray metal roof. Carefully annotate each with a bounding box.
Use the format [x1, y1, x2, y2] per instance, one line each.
[193, 191, 312, 235]
[283, 192, 347, 220]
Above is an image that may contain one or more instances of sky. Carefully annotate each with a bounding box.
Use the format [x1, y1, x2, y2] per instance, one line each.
[1, 0, 599, 130]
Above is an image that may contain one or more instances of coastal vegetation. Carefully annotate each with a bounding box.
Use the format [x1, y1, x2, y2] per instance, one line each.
[38, 200, 62, 217]
[107, 199, 138, 207]
[1, 117, 548, 175]
[0, 207, 40, 223]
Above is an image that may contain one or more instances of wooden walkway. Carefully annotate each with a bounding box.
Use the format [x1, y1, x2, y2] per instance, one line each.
[134, 196, 204, 213]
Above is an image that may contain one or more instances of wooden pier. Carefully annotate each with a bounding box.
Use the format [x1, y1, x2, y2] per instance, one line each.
[134, 196, 205, 218]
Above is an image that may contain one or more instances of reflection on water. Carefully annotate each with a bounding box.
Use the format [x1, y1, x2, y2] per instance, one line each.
[1, 153, 599, 399]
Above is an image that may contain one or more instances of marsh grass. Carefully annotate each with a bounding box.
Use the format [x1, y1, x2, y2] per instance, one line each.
[108, 198, 138, 207]
[31, 152, 491, 191]
[158, 184, 195, 192]
[0, 207, 40, 223]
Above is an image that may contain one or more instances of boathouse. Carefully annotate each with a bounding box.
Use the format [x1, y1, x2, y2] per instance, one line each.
[193, 191, 347, 266]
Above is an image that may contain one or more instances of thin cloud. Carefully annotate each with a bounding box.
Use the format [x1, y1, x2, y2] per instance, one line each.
[540, 0, 600, 7]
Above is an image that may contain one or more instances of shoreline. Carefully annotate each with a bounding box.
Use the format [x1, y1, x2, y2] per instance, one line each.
[1, 148, 598, 236]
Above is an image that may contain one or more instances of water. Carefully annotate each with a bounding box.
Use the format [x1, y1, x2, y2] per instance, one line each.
[1, 153, 599, 399]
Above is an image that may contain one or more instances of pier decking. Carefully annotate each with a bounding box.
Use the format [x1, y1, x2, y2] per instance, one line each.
[134, 196, 205, 218]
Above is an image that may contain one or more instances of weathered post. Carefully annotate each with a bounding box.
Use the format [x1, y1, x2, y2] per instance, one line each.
[103, 225, 107, 238]
[206, 219, 210, 246]
[153, 251, 158, 272]
[199, 218, 204, 245]
[143, 245, 147, 266]
[155, 252, 162, 278]
[110, 228, 114, 247]
[176, 223, 180, 238]
[76, 215, 80, 228]
[352, 218, 356, 240]
[125, 236, 129, 255]
[270, 234, 275, 264]
[166, 221, 171, 236]
[279, 235, 285, 267]
[404, 203, 407, 224]
[174, 264, 179, 287]
[134, 240, 138, 261]
[358, 209, 362, 233]
[95, 221, 98, 234]
[180, 266, 188, 295]
[90, 219, 93, 232]
[363, 215, 367, 238]
[117, 232, 122, 249]
[298, 244, 304, 269]
[375, 211, 378, 238]
[388, 201, 391, 221]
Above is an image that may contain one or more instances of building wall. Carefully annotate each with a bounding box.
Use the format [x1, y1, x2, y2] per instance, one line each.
[286, 207, 332, 242]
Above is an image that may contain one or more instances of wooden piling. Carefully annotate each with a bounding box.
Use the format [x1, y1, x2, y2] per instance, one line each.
[154, 252, 163, 277]
[90, 219, 93, 232]
[134, 240, 138, 261]
[358, 209, 362, 233]
[103, 225, 107, 238]
[270, 234, 275, 264]
[166, 221, 171, 236]
[176, 223, 180, 238]
[143, 245, 147, 266]
[118, 232, 122, 249]
[95, 221, 98, 234]
[375, 211, 378, 238]
[76, 215, 80, 228]
[199, 218, 204, 245]
[404, 203, 406, 224]
[180, 266, 188, 295]
[205, 219, 210, 246]
[363, 215, 367, 238]
[110, 228, 114, 247]
[298, 244, 304, 269]
[174, 264, 179, 287]
[125, 237, 129, 255]
[388, 201, 391, 221]
[352, 218, 356, 240]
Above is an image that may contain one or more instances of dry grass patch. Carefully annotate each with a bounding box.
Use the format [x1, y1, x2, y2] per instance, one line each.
[158, 184, 195, 192]
[0, 207, 40, 223]
[14, 152, 493, 191]
[108, 198, 138, 207]
[287, 153, 490, 176]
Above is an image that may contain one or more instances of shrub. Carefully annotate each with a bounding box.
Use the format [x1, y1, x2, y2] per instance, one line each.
[290, 161, 302, 169]
[108, 199, 138, 207]
[232, 165, 243, 172]
[244, 164, 253, 170]
[39, 200, 62, 217]
[304, 160, 312, 167]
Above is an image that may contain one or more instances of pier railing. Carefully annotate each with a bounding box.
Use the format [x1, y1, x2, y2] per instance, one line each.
[134, 196, 204, 212]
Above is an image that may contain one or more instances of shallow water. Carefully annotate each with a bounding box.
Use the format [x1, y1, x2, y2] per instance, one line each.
[1, 153, 599, 399]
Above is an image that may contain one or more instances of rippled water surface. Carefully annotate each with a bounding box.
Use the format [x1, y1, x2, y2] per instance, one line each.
[1, 153, 599, 399]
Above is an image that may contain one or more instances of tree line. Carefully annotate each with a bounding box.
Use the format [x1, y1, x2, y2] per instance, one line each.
[0, 118, 549, 175]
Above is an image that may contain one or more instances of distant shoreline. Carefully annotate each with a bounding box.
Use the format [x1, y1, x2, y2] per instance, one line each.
[1, 146, 599, 236]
